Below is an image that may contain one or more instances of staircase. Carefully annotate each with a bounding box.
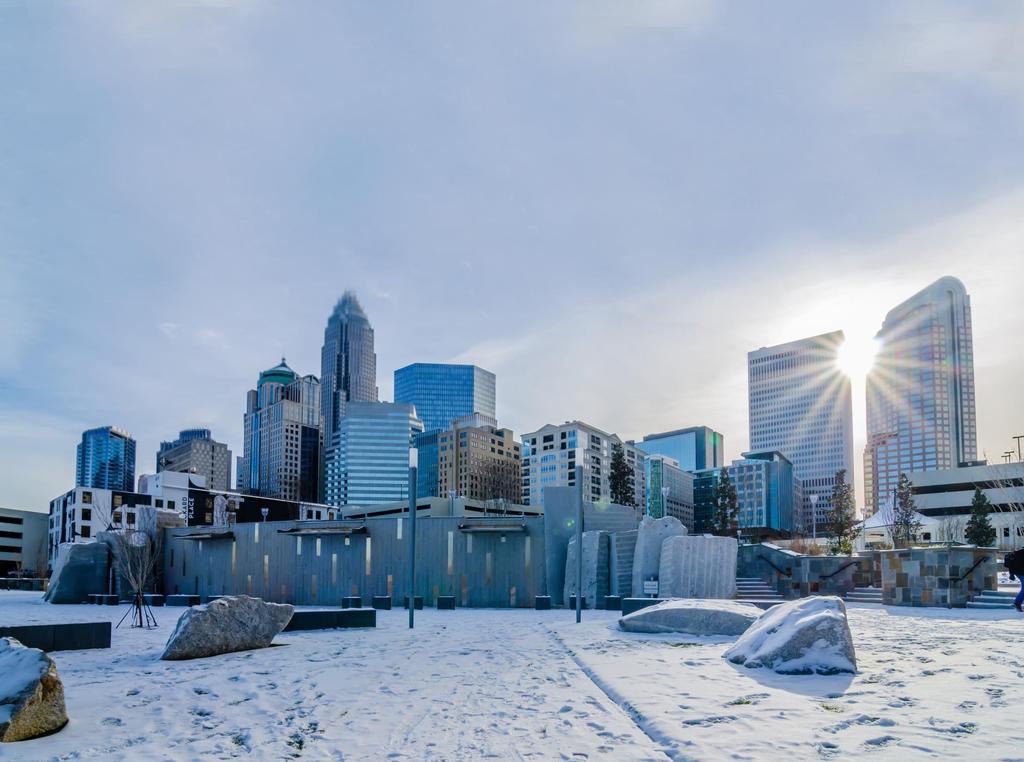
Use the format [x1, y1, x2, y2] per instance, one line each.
[735, 577, 785, 608]
[845, 587, 883, 604]
[967, 588, 1018, 610]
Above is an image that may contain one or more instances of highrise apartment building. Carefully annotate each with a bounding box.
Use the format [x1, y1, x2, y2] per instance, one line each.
[437, 414, 521, 503]
[76, 426, 136, 492]
[394, 363, 496, 433]
[327, 401, 424, 506]
[157, 428, 232, 492]
[748, 331, 854, 534]
[692, 451, 801, 539]
[864, 276, 977, 513]
[321, 292, 378, 505]
[520, 421, 645, 507]
[240, 359, 322, 503]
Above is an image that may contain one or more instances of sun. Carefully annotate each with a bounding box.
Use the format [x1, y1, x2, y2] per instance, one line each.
[836, 334, 879, 378]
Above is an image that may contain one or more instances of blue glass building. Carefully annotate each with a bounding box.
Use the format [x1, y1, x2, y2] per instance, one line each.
[393, 363, 496, 434]
[76, 426, 137, 491]
[413, 429, 440, 499]
[636, 426, 724, 472]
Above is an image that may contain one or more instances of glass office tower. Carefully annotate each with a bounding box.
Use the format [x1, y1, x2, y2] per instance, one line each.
[393, 363, 496, 433]
[76, 426, 136, 491]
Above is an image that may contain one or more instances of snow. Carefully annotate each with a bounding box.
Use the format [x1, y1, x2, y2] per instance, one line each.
[2, 591, 1023, 760]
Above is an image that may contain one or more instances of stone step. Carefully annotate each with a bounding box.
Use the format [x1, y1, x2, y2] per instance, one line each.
[966, 601, 1015, 609]
[976, 590, 1016, 599]
[846, 595, 883, 603]
[735, 598, 785, 609]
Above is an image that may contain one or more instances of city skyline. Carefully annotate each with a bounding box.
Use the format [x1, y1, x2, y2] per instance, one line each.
[3, 4, 1023, 511]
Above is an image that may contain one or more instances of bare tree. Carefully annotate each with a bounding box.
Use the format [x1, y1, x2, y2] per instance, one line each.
[935, 515, 965, 544]
[110, 530, 162, 629]
[978, 463, 1024, 551]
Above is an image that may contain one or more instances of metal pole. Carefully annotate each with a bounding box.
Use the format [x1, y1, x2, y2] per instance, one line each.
[575, 465, 583, 623]
[1013, 434, 1023, 462]
[408, 449, 418, 629]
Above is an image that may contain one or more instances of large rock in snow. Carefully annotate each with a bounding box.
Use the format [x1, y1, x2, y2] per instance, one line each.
[619, 599, 760, 636]
[564, 531, 610, 606]
[0, 637, 68, 742]
[43, 542, 110, 604]
[631, 516, 687, 597]
[161, 595, 294, 660]
[658, 535, 738, 599]
[723, 596, 857, 675]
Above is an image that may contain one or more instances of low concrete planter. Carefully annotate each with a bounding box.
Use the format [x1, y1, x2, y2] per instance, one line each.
[534, 596, 551, 610]
[0, 622, 111, 652]
[143, 594, 165, 607]
[342, 596, 363, 609]
[568, 595, 587, 610]
[403, 596, 424, 610]
[372, 595, 392, 610]
[604, 595, 622, 611]
[283, 609, 377, 631]
[621, 598, 660, 616]
[437, 596, 456, 610]
[167, 594, 200, 607]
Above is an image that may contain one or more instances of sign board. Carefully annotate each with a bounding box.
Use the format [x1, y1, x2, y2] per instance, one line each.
[642, 580, 659, 597]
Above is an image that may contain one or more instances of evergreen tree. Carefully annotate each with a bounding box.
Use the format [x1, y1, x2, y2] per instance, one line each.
[713, 470, 739, 536]
[826, 468, 856, 555]
[891, 472, 922, 548]
[964, 487, 997, 547]
[608, 444, 635, 506]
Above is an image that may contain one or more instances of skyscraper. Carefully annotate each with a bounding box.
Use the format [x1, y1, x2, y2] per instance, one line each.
[321, 292, 378, 506]
[157, 428, 232, 491]
[437, 414, 521, 503]
[76, 426, 136, 491]
[394, 363, 496, 433]
[748, 331, 854, 534]
[864, 276, 977, 514]
[328, 401, 424, 506]
[240, 359, 322, 502]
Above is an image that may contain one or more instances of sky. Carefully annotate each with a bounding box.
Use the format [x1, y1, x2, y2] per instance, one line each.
[2, 1, 1023, 513]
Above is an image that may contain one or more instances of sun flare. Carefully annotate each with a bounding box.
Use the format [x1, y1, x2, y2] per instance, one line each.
[837, 334, 880, 378]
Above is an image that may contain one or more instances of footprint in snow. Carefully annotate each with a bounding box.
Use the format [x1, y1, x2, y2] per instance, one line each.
[681, 715, 736, 727]
[863, 735, 899, 748]
[101, 717, 123, 726]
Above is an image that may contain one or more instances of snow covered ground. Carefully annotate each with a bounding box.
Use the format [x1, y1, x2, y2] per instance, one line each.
[1, 591, 1022, 760]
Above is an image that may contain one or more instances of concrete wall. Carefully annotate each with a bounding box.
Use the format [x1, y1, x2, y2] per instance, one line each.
[881, 547, 997, 607]
[164, 516, 546, 608]
[542, 487, 641, 605]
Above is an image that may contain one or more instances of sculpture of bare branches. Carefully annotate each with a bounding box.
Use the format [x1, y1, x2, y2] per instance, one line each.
[110, 529, 162, 629]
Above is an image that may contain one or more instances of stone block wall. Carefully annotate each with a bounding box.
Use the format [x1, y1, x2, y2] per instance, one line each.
[658, 535, 737, 599]
[564, 531, 610, 605]
[609, 530, 637, 597]
[881, 547, 997, 607]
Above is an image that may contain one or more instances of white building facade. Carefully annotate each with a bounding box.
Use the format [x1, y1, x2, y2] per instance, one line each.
[520, 421, 645, 507]
[748, 331, 854, 535]
[865, 276, 978, 514]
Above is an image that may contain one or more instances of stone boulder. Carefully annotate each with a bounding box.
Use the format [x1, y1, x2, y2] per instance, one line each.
[0, 637, 68, 742]
[723, 596, 857, 675]
[43, 542, 110, 604]
[631, 515, 687, 597]
[161, 595, 294, 660]
[658, 535, 738, 599]
[564, 531, 610, 605]
[619, 599, 760, 636]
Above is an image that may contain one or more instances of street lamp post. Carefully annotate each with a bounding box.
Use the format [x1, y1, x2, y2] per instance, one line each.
[575, 464, 583, 624]
[809, 494, 819, 544]
[448, 489, 457, 518]
[408, 448, 418, 630]
[660, 486, 670, 519]
[260, 507, 269, 523]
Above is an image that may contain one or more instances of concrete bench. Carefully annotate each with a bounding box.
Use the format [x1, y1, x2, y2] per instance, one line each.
[621, 598, 660, 616]
[0, 622, 111, 652]
[534, 595, 552, 610]
[568, 596, 587, 610]
[341, 596, 363, 609]
[436, 595, 456, 610]
[372, 595, 392, 610]
[283, 609, 376, 631]
[167, 594, 201, 607]
[403, 596, 424, 610]
[604, 595, 622, 611]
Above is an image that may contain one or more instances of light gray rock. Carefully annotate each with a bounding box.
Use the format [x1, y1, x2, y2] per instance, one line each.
[723, 596, 857, 675]
[564, 531, 610, 605]
[609, 530, 637, 596]
[0, 637, 68, 742]
[631, 516, 687, 597]
[658, 535, 738, 599]
[161, 595, 294, 660]
[43, 542, 110, 604]
[618, 599, 760, 636]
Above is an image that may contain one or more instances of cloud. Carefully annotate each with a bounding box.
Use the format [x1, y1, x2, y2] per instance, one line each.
[158, 322, 179, 338]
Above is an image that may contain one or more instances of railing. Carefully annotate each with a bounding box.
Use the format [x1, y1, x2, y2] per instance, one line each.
[821, 560, 861, 580]
[953, 555, 990, 583]
[758, 555, 791, 578]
